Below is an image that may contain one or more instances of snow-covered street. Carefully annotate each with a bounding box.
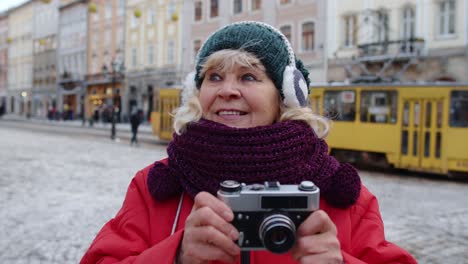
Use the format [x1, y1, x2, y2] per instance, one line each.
[0, 122, 467, 263]
[0, 124, 164, 264]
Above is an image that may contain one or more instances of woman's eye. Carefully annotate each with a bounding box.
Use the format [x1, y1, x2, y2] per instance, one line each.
[242, 74, 257, 82]
[208, 73, 222, 81]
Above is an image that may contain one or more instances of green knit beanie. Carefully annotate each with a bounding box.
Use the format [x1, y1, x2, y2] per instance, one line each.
[185, 21, 310, 108]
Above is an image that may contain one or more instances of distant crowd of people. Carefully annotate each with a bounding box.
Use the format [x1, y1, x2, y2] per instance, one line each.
[92, 105, 118, 124]
[47, 106, 75, 121]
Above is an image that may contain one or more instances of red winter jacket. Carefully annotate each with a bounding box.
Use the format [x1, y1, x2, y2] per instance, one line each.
[80, 160, 417, 264]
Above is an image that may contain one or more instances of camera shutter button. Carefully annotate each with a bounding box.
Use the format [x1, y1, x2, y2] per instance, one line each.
[299, 181, 317, 191]
[220, 180, 241, 192]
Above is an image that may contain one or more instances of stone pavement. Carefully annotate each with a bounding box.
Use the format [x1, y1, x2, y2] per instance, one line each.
[360, 172, 468, 264]
[0, 124, 164, 264]
[1, 123, 467, 263]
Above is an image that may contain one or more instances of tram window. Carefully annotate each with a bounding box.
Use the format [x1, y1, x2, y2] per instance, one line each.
[424, 131, 430, 157]
[425, 102, 432, 128]
[323, 91, 356, 121]
[414, 102, 420, 127]
[449, 91, 468, 127]
[437, 101, 443, 128]
[403, 102, 409, 127]
[401, 131, 408, 155]
[413, 131, 418, 156]
[360, 91, 397, 123]
[435, 132, 441, 158]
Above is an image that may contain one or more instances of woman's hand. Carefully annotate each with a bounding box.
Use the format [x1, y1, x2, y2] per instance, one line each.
[290, 210, 343, 264]
[178, 192, 241, 264]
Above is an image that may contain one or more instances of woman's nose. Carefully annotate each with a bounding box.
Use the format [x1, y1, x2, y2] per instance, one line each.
[217, 78, 241, 99]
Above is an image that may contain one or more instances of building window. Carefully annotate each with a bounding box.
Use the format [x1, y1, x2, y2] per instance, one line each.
[401, 6, 416, 53]
[92, 13, 99, 22]
[104, 29, 111, 46]
[51, 36, 56, 49]
[193, 39, 202, 60]
[92, 31, 99, 51]
[343, 14, 357, 47]
[167, 40, 174, 64]
[233, 0, 242, 14]
[131, 14, 139, 28]
[194, 1, 202, 21]
[148, 45, 154, 65]
[438, 0, 455, 36]
[148, 9, 156, 25]
[376, 10, 389, 43]
[131, 48, 137, 67]
[251, 0, 261, 10]
[210, 0, 219, 18]
[302, 22, 314, 51]
[167, 0, 176, 20]
[118, 0, 125, 16]
[34, 41, 40, 53]
[117, 28, 124, 51]
[92, 57, 98, 73]
[402, 6, 415, 40]
[280, 25, 292, 43]
[105, 1, 112, 19]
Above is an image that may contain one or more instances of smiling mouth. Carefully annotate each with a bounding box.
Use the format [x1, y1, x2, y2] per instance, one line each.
[217, 110, 247, 116]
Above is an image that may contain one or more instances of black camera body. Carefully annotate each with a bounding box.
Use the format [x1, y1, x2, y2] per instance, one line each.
[217, 180, 320, 254]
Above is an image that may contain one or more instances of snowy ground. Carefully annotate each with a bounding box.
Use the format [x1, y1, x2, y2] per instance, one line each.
[0, 122, 467, 263]
[0, 125, 164, 264]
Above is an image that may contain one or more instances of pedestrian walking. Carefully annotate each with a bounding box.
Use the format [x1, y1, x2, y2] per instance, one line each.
[0, 104, 5, 117]
[80, 21, 417, 264]
[129, 108, 143, 146]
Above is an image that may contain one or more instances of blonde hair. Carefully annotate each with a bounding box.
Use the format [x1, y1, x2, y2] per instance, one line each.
[173, 50, 331, 138]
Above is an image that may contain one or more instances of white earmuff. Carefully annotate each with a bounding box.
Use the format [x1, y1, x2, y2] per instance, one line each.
[282, 65, 309, 108]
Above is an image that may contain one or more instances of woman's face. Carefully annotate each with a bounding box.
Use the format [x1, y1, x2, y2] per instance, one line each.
[199, 63, 280, 128]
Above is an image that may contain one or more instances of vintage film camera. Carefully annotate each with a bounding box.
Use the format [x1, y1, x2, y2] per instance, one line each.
[217, 180, 320, 254]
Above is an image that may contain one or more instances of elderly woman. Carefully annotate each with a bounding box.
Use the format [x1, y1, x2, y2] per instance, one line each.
[80, 21, 416, 264]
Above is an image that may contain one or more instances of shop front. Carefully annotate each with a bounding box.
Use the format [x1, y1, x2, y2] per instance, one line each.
[86, 83, 122, 124]
[58, 72, 86, 121]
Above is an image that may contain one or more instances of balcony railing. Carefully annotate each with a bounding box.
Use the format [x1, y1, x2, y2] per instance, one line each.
[357, 38, 425, 61]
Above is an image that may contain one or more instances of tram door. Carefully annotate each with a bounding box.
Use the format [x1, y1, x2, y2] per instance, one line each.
[150, 88, 180, 141]
[400, 98, 443, 171]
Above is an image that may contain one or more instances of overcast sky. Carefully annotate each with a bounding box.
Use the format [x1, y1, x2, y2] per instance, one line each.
[0, 0, 29, 13]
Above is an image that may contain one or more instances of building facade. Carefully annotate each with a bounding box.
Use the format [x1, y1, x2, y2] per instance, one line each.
[327, 0, 468, 83]
[32, 0, 60, 119]
[86, 0, 126, 122]
[124, 0, 183, 122]
[57, 0, 89, 121]
[181, 0, 327, 84]
[0, 13, 8, 114]
[7, 1, 34, 116]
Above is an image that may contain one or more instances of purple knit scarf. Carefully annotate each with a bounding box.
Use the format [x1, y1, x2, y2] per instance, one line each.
[147, 119, 361, 208]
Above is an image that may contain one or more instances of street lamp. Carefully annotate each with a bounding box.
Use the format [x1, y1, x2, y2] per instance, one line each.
[102, 59, 125, 140]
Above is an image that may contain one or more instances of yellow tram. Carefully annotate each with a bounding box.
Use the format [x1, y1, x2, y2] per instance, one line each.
[151, 84, 468, 177]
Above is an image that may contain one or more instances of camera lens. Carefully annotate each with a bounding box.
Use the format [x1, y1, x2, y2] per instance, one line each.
[270, 228, 288, 245]
[259, 213, 296, 254]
